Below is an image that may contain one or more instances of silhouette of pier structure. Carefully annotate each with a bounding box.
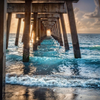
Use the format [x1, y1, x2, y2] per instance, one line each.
[0, 0, 81, 99]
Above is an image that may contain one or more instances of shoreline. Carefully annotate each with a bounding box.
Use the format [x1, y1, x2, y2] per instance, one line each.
[5, 84, 100, 100]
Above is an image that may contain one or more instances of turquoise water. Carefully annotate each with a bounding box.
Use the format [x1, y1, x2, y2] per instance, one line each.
[6, 34, 100, 88]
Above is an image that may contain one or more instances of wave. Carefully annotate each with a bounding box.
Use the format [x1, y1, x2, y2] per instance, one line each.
[89, 45, 100, 50]
[6, 74, 100, 88]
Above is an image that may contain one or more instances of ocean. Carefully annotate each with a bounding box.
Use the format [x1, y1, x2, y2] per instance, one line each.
[5, 33, 100, 100]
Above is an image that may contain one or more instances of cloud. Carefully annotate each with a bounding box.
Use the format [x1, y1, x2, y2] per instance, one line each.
[73, 5, 100, 33]
[74, 8, 80, 14]
[92, 18, 100, 25]
[83, 0, 100, 18]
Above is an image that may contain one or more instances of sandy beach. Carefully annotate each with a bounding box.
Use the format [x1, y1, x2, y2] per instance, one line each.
[5, 84, 100, 100]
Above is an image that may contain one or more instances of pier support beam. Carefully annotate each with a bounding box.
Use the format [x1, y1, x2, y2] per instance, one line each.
[57, 18, 63, 46]
[0, 0, 7, 99]
[6, 13, 12, 49]
[60, 14, 69, 50]
[23, 0, 32, 62]
[40, 23, 46, 42]
[15, 18, 21, 46]
[22, 22, 25, 42]
[30, 22, 34, 41]
[38, 18, 41, 45]
[66, 1, 81, 58]
[33, 13, 38, 51]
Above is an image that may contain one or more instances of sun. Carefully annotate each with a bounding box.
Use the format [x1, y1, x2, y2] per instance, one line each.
[47, 29, 51, 36]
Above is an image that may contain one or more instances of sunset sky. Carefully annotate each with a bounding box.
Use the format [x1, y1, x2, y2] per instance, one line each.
[10, 0, 100, 34]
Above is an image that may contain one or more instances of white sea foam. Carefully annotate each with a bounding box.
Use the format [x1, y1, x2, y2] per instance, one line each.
[6, 34, 100, 88]
[6, 73, 100, 88]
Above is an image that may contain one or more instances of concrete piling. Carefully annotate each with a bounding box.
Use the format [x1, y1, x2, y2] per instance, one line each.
[23, 0, 32, 62]
[66, 1, 81, 58]
[0, 0, 7, 99]
[30, 22, 34, 41]
[38, 18, 41, 45]
[15, 18, 21, 46]
[33, 13, 38, 51]
[6, 13, 12, 49]
[22, 22, 25, 43]
[60, 13, 69, 50]
[57, 18, 63, 46]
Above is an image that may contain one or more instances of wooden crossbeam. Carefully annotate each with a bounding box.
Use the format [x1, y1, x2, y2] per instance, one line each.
[7, 3, 67, 13]
[23, 18, 57, 22]
[16, 14, 60, 18]
[7, 0, 79, 3]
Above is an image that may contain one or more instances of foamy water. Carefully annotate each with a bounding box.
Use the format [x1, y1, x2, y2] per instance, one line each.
[6, 34, 100, 88]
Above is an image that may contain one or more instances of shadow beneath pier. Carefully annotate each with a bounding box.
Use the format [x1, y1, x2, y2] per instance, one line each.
[70, 60, 80, 76]
[33, 88, 57, 100]
[22, 61, 62, 75]
[23, 63, 31, 75]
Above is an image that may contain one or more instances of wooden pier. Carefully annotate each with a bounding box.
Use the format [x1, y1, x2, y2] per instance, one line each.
[0, 0, 81, 99]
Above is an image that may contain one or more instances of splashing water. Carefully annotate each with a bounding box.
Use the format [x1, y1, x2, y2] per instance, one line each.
[6, 34, 100, 88]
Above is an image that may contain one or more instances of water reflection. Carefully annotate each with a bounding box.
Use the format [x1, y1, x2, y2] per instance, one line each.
[23, 88, 30, 100]
[70, 60, 80, 76]
[5, 85, 80, 100]
[23, 63, 31, 75]
[33, 88, 56, 100]
[22, 61, 61, 75]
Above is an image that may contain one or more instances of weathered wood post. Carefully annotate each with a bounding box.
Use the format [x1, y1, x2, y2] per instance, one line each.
[36, 18, 39, 45]
[30, 21, 34, 41]
[60, 13, 69, 50]
[57, 18, 63, 46]
[56, 21, 59, 40]
[41, 23, 45, 42]
[44, 27, 47, 37]
[55, 21, 60, 43]
[99, 0, 100, 8]
[0, 0, 7, 99]
[15, 18, 21, 46]
[6, 13, 12, 49]
[66, 1, 81, 58]
[23, 0, 32, 62]
[38, 18, 41, 45]
[33, 13, 38, 51]
[22, 21, 25, 42]
[39, 21, 42, 43]
[42, 24, 45, 39]
[41, 22, 44, 41]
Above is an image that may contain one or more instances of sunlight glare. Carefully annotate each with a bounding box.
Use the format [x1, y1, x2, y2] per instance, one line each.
[47, 29, 51, 36]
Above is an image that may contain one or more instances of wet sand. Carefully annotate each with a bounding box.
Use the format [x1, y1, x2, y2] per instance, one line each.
[5, 84, 100, 100]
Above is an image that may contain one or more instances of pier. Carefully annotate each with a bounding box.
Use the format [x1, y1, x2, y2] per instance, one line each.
[0, 0, 81, 99]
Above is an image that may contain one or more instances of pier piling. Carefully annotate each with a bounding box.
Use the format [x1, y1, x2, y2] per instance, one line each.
[33, 13, 38, 51]
[0, 0, 7, 99]
[60, 13, 69, 50]
[23, 0, 32, 62]
[6, 13, 12, 49]
[57, 18, 63, 46]
[66, 1, 81, 58]
[15, 18, 21, 46]
[38, 18, 41, 45]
